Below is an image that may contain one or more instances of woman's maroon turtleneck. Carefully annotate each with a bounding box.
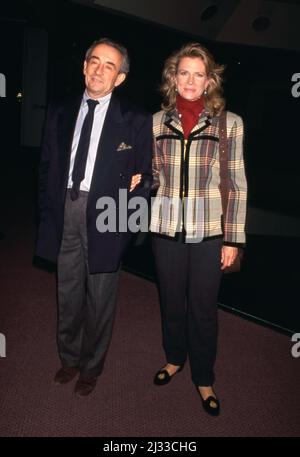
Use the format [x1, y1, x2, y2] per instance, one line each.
[176, 93, 205, 139]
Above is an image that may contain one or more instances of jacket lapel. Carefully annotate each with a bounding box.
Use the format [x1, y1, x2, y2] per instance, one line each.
[95, 92, 123, 163]
[190, 109, 212, 137]
[58, 95, 82, 177]
[164, 110, 184, 136]
[88, 93, 124, 195]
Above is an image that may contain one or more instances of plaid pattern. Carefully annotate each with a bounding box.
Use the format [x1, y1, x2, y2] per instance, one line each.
[150, 109, 247, 243]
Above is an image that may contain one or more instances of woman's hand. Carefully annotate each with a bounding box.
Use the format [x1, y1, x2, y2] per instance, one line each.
[130, 173, 142, 192]
[221, 246, 238, 270]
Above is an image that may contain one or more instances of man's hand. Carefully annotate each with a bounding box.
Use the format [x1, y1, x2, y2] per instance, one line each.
[221, 246, 238, 270]
[130, 173, 142, 192]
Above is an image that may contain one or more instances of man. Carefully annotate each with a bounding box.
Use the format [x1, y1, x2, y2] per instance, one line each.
[36, 38, 152, 397]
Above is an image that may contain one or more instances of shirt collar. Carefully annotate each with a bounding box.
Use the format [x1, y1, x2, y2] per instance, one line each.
[82, 90, 112, 107]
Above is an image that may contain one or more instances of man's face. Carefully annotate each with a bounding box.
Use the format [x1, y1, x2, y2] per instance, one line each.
[83, 44, 126, 99]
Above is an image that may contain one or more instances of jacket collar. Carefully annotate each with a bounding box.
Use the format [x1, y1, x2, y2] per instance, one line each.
[103, 91, 124, 124]
[65, 91, 124, 125]
[164, 108, 212, 138]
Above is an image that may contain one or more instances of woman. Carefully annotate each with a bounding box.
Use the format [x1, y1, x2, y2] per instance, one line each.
[150, 43, 247, 416]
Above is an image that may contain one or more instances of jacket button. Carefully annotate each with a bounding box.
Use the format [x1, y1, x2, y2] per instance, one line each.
[120, 172, 125, 179]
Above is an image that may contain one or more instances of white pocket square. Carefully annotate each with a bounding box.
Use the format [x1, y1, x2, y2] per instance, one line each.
[117, 142, 132, 151]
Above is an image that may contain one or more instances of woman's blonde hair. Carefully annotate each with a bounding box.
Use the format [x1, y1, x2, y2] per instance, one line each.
[160, 42, 225, 116]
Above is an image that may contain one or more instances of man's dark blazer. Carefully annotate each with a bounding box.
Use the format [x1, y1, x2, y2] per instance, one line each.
[35, 92, 153, 273]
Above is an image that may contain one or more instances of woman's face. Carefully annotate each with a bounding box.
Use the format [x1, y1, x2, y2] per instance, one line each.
[175, 56, 209, 101]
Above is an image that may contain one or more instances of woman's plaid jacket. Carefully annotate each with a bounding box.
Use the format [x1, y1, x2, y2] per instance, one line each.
[150, 108, 247, 245]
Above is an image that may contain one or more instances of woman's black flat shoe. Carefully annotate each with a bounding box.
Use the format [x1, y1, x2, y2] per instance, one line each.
[153, 366, 183, 385]
[201, 395, 220, 416]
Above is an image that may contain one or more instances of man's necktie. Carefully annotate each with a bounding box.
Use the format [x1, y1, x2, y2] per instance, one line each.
[70, 98, 99, 201]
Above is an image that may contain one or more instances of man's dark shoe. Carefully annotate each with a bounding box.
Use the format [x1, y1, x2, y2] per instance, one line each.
[75, 376, 97, 397]
[53, 366, 79, 385]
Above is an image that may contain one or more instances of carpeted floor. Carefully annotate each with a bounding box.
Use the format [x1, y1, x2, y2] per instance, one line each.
[0, 226, 299, 436]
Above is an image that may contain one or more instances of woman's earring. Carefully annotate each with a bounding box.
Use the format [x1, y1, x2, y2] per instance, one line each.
[175, 87, 178, 92]
[204, 89, 207, 96]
